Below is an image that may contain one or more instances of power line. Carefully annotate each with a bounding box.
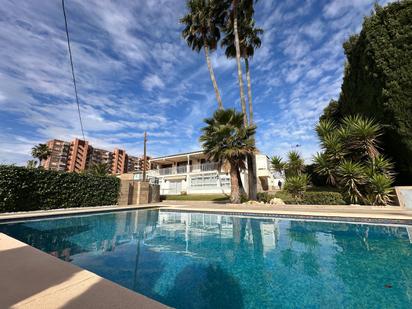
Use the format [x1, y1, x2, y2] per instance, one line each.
[62, 0, 85, 140]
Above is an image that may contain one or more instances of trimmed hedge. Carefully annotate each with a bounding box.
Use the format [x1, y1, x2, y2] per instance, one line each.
[0, 165, 120, 213]
[257, 190, 346, 205]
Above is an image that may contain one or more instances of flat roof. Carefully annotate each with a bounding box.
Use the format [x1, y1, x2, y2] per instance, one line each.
[149, 150, 204, 161]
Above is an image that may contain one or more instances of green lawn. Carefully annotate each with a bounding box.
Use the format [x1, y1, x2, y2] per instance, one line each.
[162, 194, 230, 202]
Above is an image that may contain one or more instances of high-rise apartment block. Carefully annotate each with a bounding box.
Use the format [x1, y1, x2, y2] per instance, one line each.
[41, 138, 150, 175]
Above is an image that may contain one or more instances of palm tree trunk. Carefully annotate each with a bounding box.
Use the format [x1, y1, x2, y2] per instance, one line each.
[245, 58, 253, 124]
[204, 43, 223, 109]
[230, 161, 241, 203]
[232, 0, 248, 126]
[236, 167, 246, 196]
[244, 57, 257, 200]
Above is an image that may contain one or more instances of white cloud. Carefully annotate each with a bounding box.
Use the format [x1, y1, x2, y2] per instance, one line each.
[142, 74, 165, 91]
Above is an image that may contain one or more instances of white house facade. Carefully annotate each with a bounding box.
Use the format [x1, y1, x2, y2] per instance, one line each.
[144, 151, 282, 195]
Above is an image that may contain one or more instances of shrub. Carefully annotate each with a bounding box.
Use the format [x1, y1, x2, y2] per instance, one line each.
[302, 191, 346, 205]
[0, 165, 120, 213]
[274, 190, 346, 205]
[284, 175, 309, 201]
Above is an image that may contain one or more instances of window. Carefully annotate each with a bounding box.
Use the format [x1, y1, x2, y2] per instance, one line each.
[190, 175, 219, 188]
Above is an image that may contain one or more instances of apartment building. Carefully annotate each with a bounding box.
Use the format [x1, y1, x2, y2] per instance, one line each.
[147, 151, 281, 195]
[41, 138, 146, 175]
[42, 139, 71, 171]
[128, 155, 151, 173]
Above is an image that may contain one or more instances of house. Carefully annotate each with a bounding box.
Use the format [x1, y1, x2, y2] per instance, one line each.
[145, 150, 282, 195]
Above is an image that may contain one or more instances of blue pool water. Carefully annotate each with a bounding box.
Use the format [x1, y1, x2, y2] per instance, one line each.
[1, 209, 411, 308]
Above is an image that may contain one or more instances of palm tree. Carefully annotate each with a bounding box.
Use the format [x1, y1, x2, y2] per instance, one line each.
[200, 109, 256, 203]
[87, 163, 110, 176]
[221, 17, 262, 124]
[225, 0, 255, 126]
[31, 144, 51, 167]
[181, 0, 228, 109]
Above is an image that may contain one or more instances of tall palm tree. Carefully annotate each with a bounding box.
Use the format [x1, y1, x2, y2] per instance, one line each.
[221, 17, 262, 124]
[31, 144, 51, 167]
[181, 0, 228, 109]
[225, 0, 255, 126]
[200, 109, 256, 203]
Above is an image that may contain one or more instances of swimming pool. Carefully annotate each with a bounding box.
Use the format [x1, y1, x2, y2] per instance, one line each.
[1, 209, 411, 308]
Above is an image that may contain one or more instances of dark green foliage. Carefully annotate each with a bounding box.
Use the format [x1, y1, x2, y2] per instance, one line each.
[299, 192, 346, 205]
[257, 190, 345, 205]
[0, 165, 120, 213]
[322, 1, 412, 183]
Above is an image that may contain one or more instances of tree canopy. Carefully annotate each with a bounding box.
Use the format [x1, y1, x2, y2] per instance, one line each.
[320, 1, 412, 184]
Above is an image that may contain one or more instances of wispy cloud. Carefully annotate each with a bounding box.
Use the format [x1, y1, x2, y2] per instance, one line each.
[0, 0, 395, 165]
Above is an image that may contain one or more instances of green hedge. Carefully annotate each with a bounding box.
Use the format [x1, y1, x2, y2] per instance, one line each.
[257, 191, 346, 205]
[0, 165, 120, 213]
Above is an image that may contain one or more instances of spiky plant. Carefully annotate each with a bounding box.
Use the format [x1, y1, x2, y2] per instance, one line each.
[284, 174, 309, 202]
[270, 155, 286, 174]
[366, 155, 395, 178]
[365, 173, 394, 206]
[342, 115, 382, 159]
[286, 151, 305, 177]
[313, 152, 337, 186]
[315, 119, 337, 139]
[336, 160, 367, 204]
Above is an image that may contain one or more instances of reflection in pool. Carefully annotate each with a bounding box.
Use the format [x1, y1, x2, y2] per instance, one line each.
[1, 210, 412, 308]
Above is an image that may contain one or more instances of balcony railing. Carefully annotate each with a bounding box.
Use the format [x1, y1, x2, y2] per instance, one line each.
[149, 162, 220, 176]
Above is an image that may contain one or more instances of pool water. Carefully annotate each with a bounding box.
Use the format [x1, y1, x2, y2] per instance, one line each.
[1, 209, 411, 308]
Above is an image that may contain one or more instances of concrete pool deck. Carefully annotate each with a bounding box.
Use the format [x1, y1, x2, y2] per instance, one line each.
[160, 202, 412, 224]
[0, 233, 168, 309]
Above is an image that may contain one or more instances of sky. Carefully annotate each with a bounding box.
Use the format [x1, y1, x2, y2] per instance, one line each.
[0, 0, 393, 165]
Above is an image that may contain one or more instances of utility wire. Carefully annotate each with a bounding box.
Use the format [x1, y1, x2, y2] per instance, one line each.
[62, 0, 85, 140]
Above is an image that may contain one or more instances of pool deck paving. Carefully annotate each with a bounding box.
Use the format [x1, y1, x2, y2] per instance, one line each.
[1, 202, 412, 309]
[0, 233, 169, 309]
[160, 202, 412, 224]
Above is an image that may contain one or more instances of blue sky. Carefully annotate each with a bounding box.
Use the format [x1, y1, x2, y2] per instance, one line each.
[0, 0, 392, 165]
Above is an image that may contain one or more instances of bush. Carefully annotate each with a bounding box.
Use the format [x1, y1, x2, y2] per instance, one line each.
[274, 190, 346, 205]
[0, 165, 120, 213]
[301, 191, 346, 205]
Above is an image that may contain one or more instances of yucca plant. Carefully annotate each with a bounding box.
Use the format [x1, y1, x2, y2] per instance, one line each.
[336, 160, 367, 204]
[342, 115, 382, 159]
[365, 173, 394, 206]
[315, 119, 336, 139]
[284, 174, 309, 202]
[366, 155, 395, 178]
[313, 152, 337, 186]
[286, 151, 305, 177]
[270, 155, 286, 174]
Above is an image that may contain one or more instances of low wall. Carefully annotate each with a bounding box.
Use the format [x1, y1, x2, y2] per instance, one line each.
[119, 180, 160, 206]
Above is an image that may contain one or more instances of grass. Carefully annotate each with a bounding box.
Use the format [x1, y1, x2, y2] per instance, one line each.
[162, 194, 230, 202]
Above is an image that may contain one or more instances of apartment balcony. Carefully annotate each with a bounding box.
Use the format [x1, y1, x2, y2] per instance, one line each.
[148, 162, 220, 177]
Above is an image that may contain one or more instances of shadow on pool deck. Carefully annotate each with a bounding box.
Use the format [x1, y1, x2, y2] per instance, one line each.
[0, 233, 167, 309]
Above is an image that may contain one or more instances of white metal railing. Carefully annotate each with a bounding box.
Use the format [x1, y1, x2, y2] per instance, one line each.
[190, 162, 219, 173]
[148, 162, 220, 177]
